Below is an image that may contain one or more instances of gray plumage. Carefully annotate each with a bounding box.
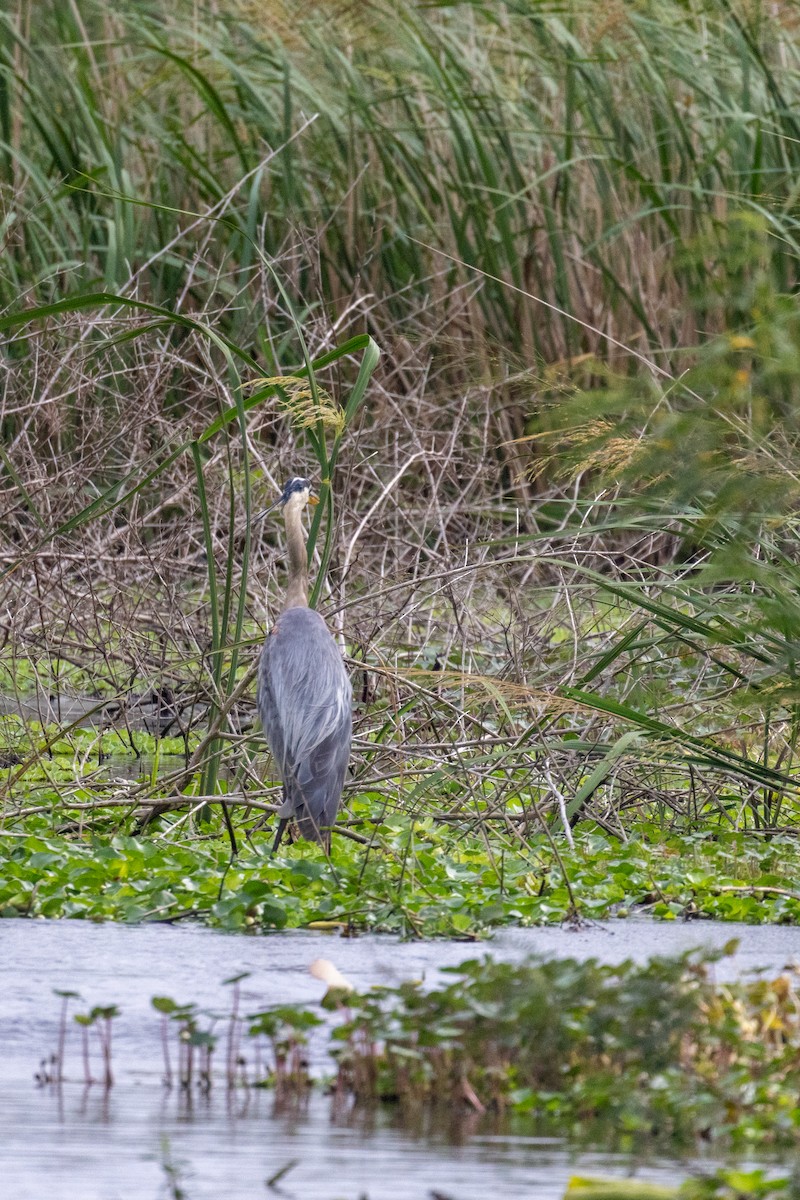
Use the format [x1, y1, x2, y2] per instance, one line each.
[258, 608, 352, 849]
[256, 477, 352, 854]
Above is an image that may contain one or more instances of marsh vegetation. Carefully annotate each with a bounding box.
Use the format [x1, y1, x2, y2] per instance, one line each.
[3, 0, 800, 1170]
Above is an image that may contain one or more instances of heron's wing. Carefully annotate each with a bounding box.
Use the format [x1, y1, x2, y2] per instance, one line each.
[292, 704, 352, 837]
[257, 609, 352, 840]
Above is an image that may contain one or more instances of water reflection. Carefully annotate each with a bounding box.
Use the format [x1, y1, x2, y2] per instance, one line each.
[7, 1082, 691, 1200]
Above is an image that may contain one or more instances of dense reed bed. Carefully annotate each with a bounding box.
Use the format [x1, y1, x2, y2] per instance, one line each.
[3, 0, 800, 353]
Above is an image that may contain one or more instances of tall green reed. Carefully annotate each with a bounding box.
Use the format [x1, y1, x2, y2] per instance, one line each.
[2, 0, 800, 370]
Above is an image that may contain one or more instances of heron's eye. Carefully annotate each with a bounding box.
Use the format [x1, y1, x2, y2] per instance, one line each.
[281, 477, 311, 502]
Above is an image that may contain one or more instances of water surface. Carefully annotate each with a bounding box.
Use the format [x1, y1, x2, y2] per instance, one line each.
[4, 916, 798, 1198]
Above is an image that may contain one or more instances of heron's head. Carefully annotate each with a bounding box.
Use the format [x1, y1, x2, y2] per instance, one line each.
[255, 477, 319, 524]
[278, 477, 319, 512]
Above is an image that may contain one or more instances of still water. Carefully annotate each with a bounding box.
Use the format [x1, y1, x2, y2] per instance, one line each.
[3, 917, 799, 1199]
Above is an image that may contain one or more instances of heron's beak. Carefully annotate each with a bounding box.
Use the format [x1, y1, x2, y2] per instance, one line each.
[253, 498, 282, 522]
[254, 488, 318, 521]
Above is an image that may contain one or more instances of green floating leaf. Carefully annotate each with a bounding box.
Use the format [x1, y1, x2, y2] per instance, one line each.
[565, 1179, 676, 1200]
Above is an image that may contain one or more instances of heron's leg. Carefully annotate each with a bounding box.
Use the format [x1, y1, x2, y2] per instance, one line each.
[271, 818, 289, 856]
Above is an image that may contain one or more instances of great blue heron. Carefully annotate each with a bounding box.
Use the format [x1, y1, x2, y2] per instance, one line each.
[257, 477, 352, 854]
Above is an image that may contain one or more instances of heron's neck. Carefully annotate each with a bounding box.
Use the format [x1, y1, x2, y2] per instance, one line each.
[283, 502, 309, 610]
